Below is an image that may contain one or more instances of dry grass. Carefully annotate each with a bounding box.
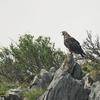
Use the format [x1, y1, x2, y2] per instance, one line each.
[22, 89, 46, 100]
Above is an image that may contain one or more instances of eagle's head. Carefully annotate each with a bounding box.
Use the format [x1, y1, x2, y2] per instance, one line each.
[61, 31, 70, 36]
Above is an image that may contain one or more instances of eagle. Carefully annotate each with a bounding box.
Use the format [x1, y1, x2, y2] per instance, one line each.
[62, 31, 85, 57]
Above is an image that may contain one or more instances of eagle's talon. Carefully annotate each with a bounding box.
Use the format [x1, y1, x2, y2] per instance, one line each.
[68, 52, 71, 55]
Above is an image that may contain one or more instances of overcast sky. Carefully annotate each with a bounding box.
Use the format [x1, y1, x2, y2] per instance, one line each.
[0, 0, 100, 53]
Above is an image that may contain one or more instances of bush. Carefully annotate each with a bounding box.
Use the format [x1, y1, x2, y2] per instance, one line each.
[82, 31, 100, 63]
[0, 34, 66, 83]
[87, 69, 90, 72]
[82, 66, 87, 71]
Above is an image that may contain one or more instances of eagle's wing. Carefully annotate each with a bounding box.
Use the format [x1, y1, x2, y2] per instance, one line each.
[65, 37, 81, 51]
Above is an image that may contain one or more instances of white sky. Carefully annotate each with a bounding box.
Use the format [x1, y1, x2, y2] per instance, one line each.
[0, 0, 100, 53]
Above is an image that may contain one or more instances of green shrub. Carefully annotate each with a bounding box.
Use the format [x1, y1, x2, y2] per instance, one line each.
[87, 69, 90, 72]
[0, 34, 66, 83]
[88, 63, 93, 66]
[82, 66, 87, 71]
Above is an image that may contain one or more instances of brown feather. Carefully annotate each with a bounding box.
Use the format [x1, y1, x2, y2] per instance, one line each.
[62, 31, 85, 57]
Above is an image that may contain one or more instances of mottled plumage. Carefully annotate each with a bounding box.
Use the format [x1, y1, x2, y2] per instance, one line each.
[62, 31, 85, 57]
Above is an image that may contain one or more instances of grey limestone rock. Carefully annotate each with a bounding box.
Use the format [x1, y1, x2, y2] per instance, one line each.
[29, 53, 100, 100]
[29, 69, 53, 91]
[50, 67, 56, 73]
[37, 53, 89, 100]
[29, 75, 43, 90]
[60, 53, 74, 74]
[49, 67, 56, 78]
[89, 81, 100, 100]
[38, 70, 88, 100]
[71, 63, 83, 80]
[82, 73, 94, 95]
[40, 69, 53, 89]
[5, 87, 24, 100]
[83, 73, 93, 89]
[60, 53, 83, 80]
[30, 53, 83, 91]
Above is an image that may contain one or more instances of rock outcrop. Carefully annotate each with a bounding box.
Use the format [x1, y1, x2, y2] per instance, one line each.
[29, 68, 54, 91]
[29, 53, 91, 100]
[38, 71, 88, 100]
[89, 81, 100, 100]
[1, 53, 100, 100]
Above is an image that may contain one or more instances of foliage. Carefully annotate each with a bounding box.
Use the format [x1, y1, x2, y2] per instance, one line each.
[87, 69, 90, 72]
[82, 66, 87, 71]
[82, 66, 90, 73]
[0, 47, 16, 81]
[82, 31, 100, 63]
[0, 34, 66, 83]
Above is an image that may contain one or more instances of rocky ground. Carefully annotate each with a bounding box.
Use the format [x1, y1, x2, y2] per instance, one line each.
[0, 53, 100, 100]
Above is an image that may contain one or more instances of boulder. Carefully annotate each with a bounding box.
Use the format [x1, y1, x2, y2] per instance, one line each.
[29, 76, 43, 90]
[83, 73, 93, 89]
[40, 69, 53, 89]
[49, 67, 56, 78]
[29, 69, 53, 90]
[50, 67, 56, 73]
[5, 87, 24, 100]
[89, 81, 100, 100]
[82, 73, 94, 95]
[71, 63, 83, 80]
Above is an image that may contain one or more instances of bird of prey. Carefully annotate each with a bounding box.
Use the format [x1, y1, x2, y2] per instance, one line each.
[62, 31, 85, 57]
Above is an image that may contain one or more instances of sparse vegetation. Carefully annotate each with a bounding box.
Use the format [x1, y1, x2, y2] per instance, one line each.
[87, 69, 90, 72]
[22, 89, 46, 100]
[82, 62, 100, 81]
[82, 66, 87, 71]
